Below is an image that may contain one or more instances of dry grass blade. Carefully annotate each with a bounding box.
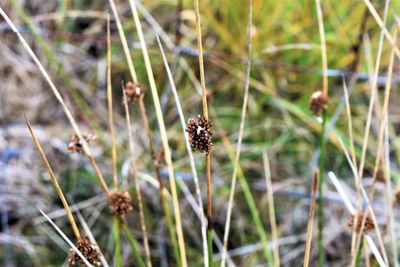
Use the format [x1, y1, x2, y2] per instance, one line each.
[362, 0, 400, 60]
[157, 36, 208, 266]
[221, 0, 253, 266]
[75, 205, 110, 267]
[0, 7, 109, 195]
[303, 171, 319, 267]
[108, 0, 138, 83]
[106, 12, 118, 192]
[38, 209, 94, 267]
[315, 0, 328, 97]
[122, 84, 152, 267]
[128, 1, 187, 266]
[263, 152, 280, 267]
[25, 115, 81, 241]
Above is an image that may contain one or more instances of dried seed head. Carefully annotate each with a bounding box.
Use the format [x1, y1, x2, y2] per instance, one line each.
[186, 115, 213, 154]
[375, 168, 386, 183]
[348, 212, 375, 233]
[69, 234, 101, 266]
[309, 91, 328, 116]
[394, 190, 400, 206]
[155, 147, 165, 167]
[125, 82, 145, 102]
[108, 191, 132, 218]
[68, 133, 97, 153]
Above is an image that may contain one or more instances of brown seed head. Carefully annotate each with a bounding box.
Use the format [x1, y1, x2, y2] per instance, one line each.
[69, 234, 101, 266]
[125, 82, 145, 102]
[186, 115, 213, 154]
[108, 191, 133, 218]
[394, 190, 400, 206]
[309, 91, 328, 116]
[375, 168, 386, 183]
[68, 133, 97, 153]
[348, 212, 375, 233]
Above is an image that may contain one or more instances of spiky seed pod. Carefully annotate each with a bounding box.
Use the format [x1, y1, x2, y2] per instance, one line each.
[309, 90, 328, 116]
[108, 191, 133, 218]
[186, 115, 213, 154]
[68, 133, 97, 153]
[125, 82, 145, 102]
[69, 234, 101, 266]
[348, 212, 375, 233]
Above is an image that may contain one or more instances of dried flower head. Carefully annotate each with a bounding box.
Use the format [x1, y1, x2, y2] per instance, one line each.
[69, 234, 101, 266]
[394, 190, 400, 206]
[68, 133, 97, 153]
[125, 82, 145, 102]
[309, 91, 328, 116]
[348, 212, 375, 233]
[375, 168, 386, 183]
[108, 191, 132, 218]
[186, 115, 213, 154]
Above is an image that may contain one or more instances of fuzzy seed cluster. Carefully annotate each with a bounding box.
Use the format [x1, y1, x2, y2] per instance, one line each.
[186, 115, 213, 154]
[348, 213, 375, 233]
[309, 91, 328, 116]
[125, 82, 145, 102]
[69, 234, 101, 266]
[68, 133, 96, 153]
[108, 191, 133, 218]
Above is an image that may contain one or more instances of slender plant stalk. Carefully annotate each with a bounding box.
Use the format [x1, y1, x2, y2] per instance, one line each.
[303, 172, 319, 267]
[121, 223, 146, 267]
[315, 1, 328, 265]
[362, 0, 400, 60]
[215, 116, 274, 265]
[263, 152, 280, 267]
[106, 14, 122, 266]
[129, 1, 188, 266]
[106, 13, 118, 192]
[220, 1, 256, 265]
[26, 116, 81, 241]
[113, 217, 122, 267]
[108, 0, 138, 83]
[343, 79, 361, 257]
[122, 85, 152, 267]
[157, 36, 209, 267]
[351, 29, 396, 267]
[193, 1, 214, 266]
[0, 8, 110, 196]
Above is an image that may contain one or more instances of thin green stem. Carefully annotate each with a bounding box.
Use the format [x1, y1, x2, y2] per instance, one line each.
[355, 236, 364, 267]
[113, 217, 122, 267]
[207, 229, 213, 267]
[121, 223, 146, 267]
[318, 111, 328, 267]
[161, 191, 182, 267]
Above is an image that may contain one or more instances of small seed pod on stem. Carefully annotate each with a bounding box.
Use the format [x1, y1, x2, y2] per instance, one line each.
[309, 90, 328, 116]
[348, 212, 375, 233]
[186, 115, 213, 154]
[125, 82, 145, 102]
[69, 234, 101, 266]
[108, 191, 133, 219]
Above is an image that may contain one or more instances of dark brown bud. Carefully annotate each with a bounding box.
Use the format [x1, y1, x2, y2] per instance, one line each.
[309, 91, 328, 116]
[186, 115, 213, 154]
[375, 168, 386, 183]
[394, 190, 400, 206]
[125, 82, 145, 102]
[69, 234, 101, 266]
[68, 133, 97, 153]
[108, 191, 133, 218]
[348, 212, 375, 233]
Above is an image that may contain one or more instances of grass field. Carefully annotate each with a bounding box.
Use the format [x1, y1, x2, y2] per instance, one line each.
[1, 0, 400, 266]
